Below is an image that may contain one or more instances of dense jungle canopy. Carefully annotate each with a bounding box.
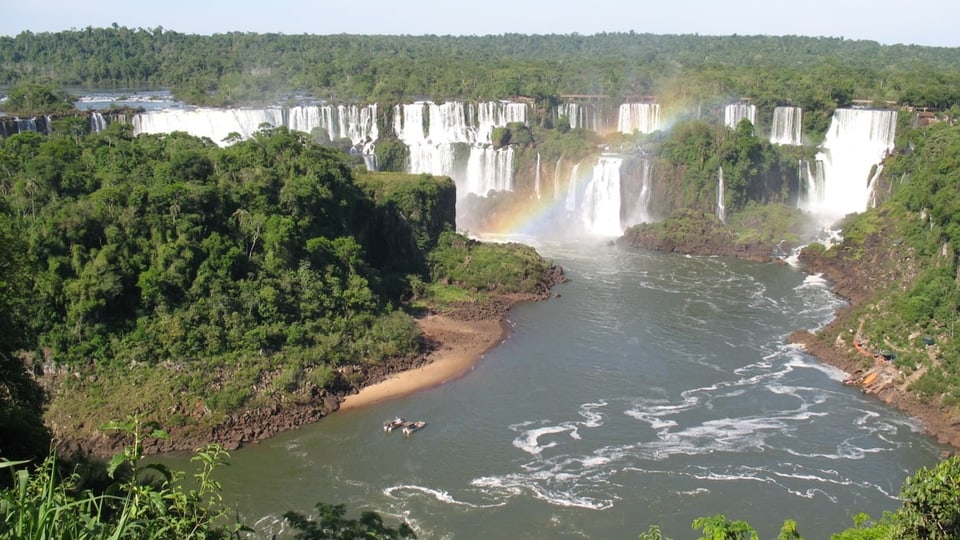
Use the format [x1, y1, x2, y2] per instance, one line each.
[3, 28, 960, 111]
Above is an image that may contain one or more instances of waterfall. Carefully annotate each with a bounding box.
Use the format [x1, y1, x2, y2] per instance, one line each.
[717, 166, 726, 223]
[90, 111, 107, 133]
[287, 104, 379, 150]
[534, 153, 541, 199]
[465, 146, 514, 195]
[394, 100, 526, 197]
[565, 162, 582, 214]
[770, 106, 802, 146]
[477, 101, 526, 143]
[617, 103, 661, 134]
[557, 102, 610, 132]
[133, 108, 287, 145]
[624, 158, 654, 227]
[557, 103, 585, 129]
[802, 109, 897, 221]
[798, 159, 826, 210]
[724, 103, 756, 129]
[581, 156, 625, 236]
[553, 158, 563, 200]
[132, 104, 378, 152]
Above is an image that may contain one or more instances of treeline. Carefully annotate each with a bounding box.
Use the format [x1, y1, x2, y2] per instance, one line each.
[0, 122, 555, 456]
[3, 28, 960, 110]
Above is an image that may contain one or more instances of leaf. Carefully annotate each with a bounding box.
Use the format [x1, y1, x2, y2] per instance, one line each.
[106, 452, 126, 479]
[143, 463, 173, 483]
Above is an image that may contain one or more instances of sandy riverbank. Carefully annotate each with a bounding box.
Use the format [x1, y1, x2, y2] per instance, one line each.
[338, 314, 507, 411]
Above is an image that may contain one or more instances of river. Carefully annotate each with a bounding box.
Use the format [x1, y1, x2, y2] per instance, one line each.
[163, 239, 948, 539]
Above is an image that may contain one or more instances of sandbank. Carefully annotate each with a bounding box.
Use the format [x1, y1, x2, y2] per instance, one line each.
[338, 314, 506, 411]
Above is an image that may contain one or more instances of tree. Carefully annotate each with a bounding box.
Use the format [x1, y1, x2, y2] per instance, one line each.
[0, 199, 49, 464]
[692, 514, 759, 540]
[4, 82, 74, 114]
[897, 456, 960, 539]
[283, 502, 416, 540]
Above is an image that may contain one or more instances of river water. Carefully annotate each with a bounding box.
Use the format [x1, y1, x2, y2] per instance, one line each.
[172, 239, 947, 539]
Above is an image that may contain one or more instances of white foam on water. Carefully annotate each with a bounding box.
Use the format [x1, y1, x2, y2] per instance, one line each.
[384, 485, 507, 509]
[511, 424, 573, 455]
[578, 400, 608, 427]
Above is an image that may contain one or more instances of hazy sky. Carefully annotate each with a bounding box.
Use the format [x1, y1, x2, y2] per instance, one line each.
[4, 0, 960, 48]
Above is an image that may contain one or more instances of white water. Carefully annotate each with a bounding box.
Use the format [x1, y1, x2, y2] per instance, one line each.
[89, 112, 107, 133]
[286, 104, 379, 149]
[534, 153, 541, 199]
[770, 106, 803, 146]
[132, 104, 378, 152]
[618, 103, 661, 134]
[580, 156, 624, 236]
[802, 109, 897, 222]
[624, 158, 654, 227]
[557, 102, 610, 133]
[394, 101, 525, 197]
[717, 166, 726, 223]
[553, 158, 563, 200]
[724, 103, 756, 130]
[565, 162, 582, 213]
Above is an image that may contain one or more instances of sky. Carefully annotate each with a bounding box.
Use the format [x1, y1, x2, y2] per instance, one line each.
[4, 0, 960, 48]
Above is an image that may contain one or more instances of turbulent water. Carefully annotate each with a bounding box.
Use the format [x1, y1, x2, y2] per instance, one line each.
[176, 242, 947, 539]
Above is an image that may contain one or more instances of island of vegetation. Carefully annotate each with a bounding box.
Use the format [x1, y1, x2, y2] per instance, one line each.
[2, 27, 960, 539]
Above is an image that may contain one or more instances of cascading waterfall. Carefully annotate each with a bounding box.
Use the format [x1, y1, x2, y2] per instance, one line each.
[802, 108, 897, 221]
[557, 103, 586, 129]
[133, 108, 287, 145]
[553, 158, 563, 200]
[465, 146, 515, 195]
[797, 159, 825, 210]
[717, 166, 726, 223]
[90, 112, 107, 133]
[394, 100, 525, 198]
[477, 101, 527, 142]
[287, 104, 379, 150]
[131, 104, 379, 153]
[770, 106, 802, 146]
[580, 156, 625, 236]
[724, 103, 756, 129]
[556, 102, 611, 133]
[534, 153, 541, 199]
[617, 103, 661, 134]
[565, 163, 582, 214]
[624, 158, 654, 227]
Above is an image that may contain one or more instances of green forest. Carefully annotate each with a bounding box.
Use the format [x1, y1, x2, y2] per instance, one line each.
[2, 28, 960, 539]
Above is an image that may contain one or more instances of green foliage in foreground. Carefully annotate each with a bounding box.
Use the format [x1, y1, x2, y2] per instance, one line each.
[0, 416, 243, 539]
